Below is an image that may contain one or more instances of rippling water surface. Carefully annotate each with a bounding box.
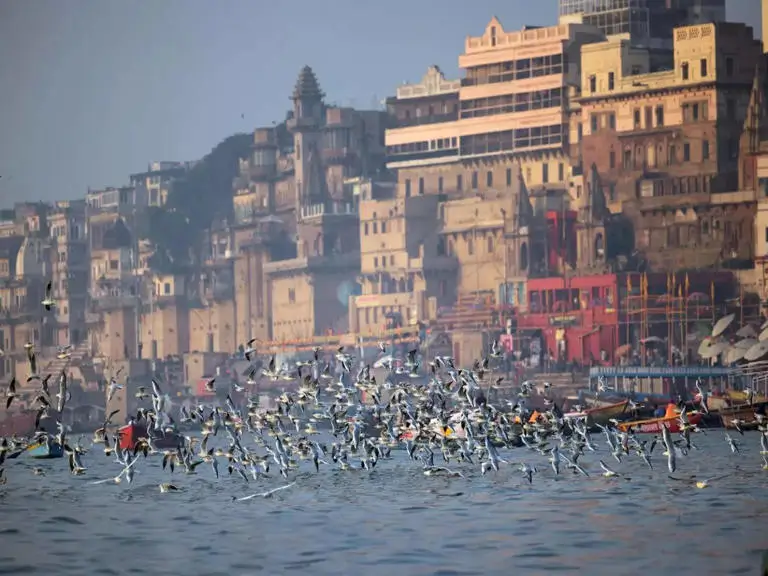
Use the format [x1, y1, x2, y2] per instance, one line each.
[1, 432, 767, 575]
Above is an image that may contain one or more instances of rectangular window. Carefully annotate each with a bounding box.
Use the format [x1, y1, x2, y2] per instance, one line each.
[683, 143, 690, 162]
[702, 140, 709, 160]
[590, 114, 598, 132]
[418, 177, 424, 195]
[542, 163, 549, 183]
[486, 171, 493, 187]
[471, 171, 478, 189]
[608, 113, 616, 130]
[456, 174, 463, 191]
[609, 150, 616, 169]
[700, 58, 708, 77]
[558, 163, 564, 181]
[404, 179, 411, 197]
[759, 178, 768, 197]
[726, 57, 734, 77]
[655, 105, 664, 127]
[633, 109, 641, 128]
[506, 168, 512, 187]
[608, 72, 614, 90]
[645, 106, 652, 129]
[438, 176, 443, 193]
[681, 62, 689, 80]
[589, 75, 596, 92]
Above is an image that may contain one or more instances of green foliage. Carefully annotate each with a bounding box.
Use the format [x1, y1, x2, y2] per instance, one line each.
[140, 206, 193, 270]
[166, 132, 252, 227]
[139, 132, 252, 272]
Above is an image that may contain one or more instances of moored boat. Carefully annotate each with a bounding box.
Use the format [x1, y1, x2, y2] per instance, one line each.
[565, 400, 629, 426]
[617, 405, 703, 434]
[118, 423, 182, 451]
[718, 401, 768, 431]
[26, 440, 64, 459]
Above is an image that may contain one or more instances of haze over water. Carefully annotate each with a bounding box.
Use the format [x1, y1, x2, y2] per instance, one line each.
[0, 433, 766, 575]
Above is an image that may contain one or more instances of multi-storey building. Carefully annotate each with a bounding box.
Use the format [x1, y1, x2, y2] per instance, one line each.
[0, 204, 51, 386]
[573, 21, 764, 271]
[386, 19, 605, 196]
[85, 185, 149, 359]
[367, 19, 607, 342]
[46, 200, 88, 347]
[129, 161, 190, 207]
[229, 66, 387, 343]
[349, 186, 457, 336]
[559, 0, 726, 67]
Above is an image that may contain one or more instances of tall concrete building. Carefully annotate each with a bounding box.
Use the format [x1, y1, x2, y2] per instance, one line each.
[559, 0, 726, 62]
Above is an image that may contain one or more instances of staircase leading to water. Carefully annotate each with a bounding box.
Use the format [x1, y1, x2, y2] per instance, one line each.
[41, 340, 91, 376]
[523, 371, 587, 395]
[432, 292, 498, 332]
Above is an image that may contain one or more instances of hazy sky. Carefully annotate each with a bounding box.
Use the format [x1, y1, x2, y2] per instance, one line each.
[0, 0, 760, 206]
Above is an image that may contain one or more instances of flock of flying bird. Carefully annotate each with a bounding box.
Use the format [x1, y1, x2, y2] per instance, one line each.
[0, 327, 767, 495]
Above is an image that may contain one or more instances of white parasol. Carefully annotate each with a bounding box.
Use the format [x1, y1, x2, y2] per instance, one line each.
[711, 313, 735, 338]
[745, 340, 768, 362]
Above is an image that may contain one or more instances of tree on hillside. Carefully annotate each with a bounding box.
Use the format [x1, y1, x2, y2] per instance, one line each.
[139, 132, 252, 271]
[166, 132, 252, 228]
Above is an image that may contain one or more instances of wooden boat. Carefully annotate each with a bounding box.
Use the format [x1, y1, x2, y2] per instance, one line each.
[718, 401, 768, 431]
[617, 411, 703, 434]
[725, 390, 768, 405]
[565, 400, 629, 426]
[118, 423, 182, 451]
[26, 440, 64, 459]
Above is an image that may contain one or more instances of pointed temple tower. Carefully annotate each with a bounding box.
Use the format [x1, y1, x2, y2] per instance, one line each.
[577, 163, 611, 271]
[288, 66, 327, 216]
[739, 66, 768, 191]
[507, 168, 539, 278]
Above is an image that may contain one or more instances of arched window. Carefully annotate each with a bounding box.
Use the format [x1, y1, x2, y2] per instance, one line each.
[594, 233, 605, 259]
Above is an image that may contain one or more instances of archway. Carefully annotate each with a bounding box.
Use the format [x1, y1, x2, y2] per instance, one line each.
[594, 233, 605, 260]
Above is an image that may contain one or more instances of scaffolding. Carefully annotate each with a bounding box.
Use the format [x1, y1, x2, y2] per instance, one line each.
[622, 272, 760, 365]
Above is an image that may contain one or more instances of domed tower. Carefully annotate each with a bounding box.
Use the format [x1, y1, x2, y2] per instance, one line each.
[288, 66, 326, 215]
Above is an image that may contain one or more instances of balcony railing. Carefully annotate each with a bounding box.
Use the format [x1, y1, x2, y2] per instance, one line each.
[300, 202, 357, 220]
[390, 113, 458, 129]
[386, 148, 459, 166]
[91, 293, 138, 311]
[264, 251, 360, 275]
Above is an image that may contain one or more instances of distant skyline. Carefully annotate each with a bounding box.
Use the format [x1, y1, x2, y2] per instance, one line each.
[0, 0, 760, 205]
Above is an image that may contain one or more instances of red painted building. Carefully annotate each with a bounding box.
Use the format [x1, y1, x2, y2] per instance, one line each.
[545, 210, 577, 271]
[512, 270, 740, 366]
[517, 274, 619, 365]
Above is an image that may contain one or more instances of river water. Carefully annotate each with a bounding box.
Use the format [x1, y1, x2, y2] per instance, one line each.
[0, 432, 766, 575]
